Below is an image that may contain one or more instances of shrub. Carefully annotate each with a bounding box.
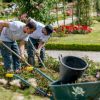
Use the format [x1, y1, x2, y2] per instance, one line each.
[46, 43, 100, 51]
[83, 56, 99, 75]
[44, 55, 60, 72]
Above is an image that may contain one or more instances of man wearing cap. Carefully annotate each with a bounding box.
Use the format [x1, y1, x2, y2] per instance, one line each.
[19, 13, 53, 67]
[27, 19, 53, 67]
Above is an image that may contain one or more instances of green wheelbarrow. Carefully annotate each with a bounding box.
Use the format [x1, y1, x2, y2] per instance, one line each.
[49, 80, 100, 100]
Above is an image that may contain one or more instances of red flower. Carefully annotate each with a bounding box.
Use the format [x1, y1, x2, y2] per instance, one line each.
[59, 24, 92, 34]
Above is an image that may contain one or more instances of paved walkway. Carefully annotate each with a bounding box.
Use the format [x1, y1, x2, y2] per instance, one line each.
[46, 50, 100, 62]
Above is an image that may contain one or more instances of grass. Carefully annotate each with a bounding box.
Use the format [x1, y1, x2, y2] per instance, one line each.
[48, 33, 100, 45]
[47, 22, 100, 47]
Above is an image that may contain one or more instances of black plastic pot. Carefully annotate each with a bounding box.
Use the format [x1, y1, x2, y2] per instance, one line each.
[59, 55, 88, 84]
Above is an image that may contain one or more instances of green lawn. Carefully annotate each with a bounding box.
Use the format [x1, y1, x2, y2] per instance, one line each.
[46, 22, 100, 50]
[48, 32, 100, 45]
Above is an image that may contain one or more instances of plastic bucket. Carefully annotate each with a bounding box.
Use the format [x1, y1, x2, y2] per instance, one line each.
[59, 56, 88, 84]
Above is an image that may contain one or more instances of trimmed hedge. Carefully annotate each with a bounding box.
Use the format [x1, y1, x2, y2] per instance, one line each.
[46, 43, 100, 51]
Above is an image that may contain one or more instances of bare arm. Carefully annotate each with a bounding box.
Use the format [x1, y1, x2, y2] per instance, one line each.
[19, 40, 25, 58]
[0, 22, 9, 28]
[37, 41, 45, 50]
[0, 22, 9, 32]
[35, 41, 45, 56]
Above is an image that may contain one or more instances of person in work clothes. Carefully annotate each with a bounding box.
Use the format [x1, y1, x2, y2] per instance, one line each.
[19, 13, 53, 67]
[0, 21, 36, 73]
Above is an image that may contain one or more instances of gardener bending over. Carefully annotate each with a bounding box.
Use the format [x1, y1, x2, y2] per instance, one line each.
[0, 21, 36, 73]
[19, 13, 53, 67]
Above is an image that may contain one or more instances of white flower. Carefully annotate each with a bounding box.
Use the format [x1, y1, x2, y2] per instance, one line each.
[72, 86, 85, 97]
[28, 78, 37, 87]
[0, 79, 8, 85]
[10, 79, 21, 87]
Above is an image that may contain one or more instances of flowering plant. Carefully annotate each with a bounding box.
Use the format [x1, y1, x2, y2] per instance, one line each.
[59, 24, 92, 34]
[54, 24, 92, 34]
